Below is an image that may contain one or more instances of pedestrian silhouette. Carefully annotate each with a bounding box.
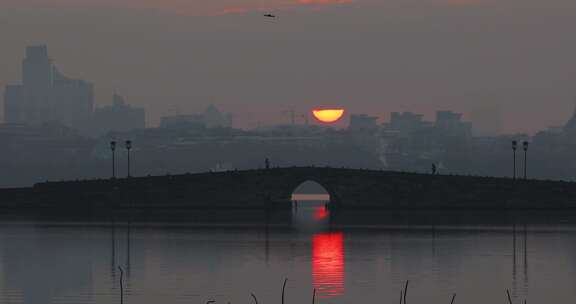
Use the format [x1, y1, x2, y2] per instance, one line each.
[265, 158, 270, 169]
[432, 163, 437, 175]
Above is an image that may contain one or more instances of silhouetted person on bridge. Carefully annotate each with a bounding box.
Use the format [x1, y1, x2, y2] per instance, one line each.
[431, 163, 437, 175]
[265, 158, 270, 169]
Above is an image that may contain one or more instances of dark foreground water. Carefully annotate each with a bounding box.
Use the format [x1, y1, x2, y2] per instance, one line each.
[1, 203, 576, 304]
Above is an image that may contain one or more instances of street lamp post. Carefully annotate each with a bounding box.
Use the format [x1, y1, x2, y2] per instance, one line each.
[125, 140, 132, 178]
[110, 140, 117, 179]
[523, 141, 529, 180]
[512, 140, 518, 180]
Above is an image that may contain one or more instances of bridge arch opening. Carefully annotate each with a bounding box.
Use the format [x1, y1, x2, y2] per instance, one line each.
[291, 180, 331, 224]
[291, 180, 331, 203]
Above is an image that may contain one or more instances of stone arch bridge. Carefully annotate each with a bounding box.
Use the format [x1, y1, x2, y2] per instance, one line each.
[3, 167, 576, 211]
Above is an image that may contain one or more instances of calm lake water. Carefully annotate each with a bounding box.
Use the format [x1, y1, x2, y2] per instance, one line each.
[2, 202, 576, 304]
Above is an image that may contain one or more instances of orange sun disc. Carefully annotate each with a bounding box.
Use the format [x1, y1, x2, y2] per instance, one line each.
[312, 109, 345, 123]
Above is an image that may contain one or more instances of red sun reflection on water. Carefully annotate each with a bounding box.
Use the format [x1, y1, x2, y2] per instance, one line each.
[314, 205, 329, 221]
[312, 232, 344, 298]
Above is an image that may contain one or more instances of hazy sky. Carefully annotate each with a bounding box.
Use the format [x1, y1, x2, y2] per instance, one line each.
[2, 0, 576, 132]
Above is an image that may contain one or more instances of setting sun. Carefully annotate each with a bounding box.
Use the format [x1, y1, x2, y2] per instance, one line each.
[312, 109, 345, 123]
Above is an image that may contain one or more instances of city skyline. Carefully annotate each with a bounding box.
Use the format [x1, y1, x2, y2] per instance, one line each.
[2, 0, 576, 133]
[4, 3, 576, 304]
[3, 46, 146, 136]
[2, 45, 575, 136]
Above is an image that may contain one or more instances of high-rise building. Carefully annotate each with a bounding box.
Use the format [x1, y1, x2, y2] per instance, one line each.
[204, 104, 232, 128]
[563, 104, 576, 134]
[22, 45, 52, 91]
[91, 94, 146, 136]
[386, 112, 431, 137]
[435, 111, 472, 138]
[160, 105, 232, 130]
[3, 46, 94, 132]
[348, 114, 378, 133]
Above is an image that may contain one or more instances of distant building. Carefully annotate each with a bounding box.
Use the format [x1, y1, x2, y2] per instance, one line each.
[385, 112, 431, 137]
[160, 114, 205, 129]
[435, 111, 472, 138]
[4, 46, 94, 133]
[378, 110, 473, 171]
[91, 94, 146, 136]
[348, 114, 379, 133]
[563, 105, 576, 136]
[204, 104, 232, 128]
[160, 105, 232, 129]
[0, 122, 94, 166]
[347, 114, 380, 154]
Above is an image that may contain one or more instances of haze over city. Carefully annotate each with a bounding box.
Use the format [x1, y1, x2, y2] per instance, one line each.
[6, 2, 576, 304]
[2, 0, 576, 132]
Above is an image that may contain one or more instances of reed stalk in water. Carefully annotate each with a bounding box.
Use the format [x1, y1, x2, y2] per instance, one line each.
[507, 289, 513, 304]
[312, 288, 316, 304]
[118, 266, 124, 304]
[282, 278, 288, 304]
[403, 280, 409, 304]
